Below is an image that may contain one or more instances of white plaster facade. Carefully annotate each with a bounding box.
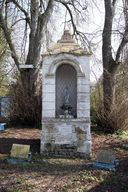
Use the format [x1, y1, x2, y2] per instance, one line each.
[41, 31, 92, 157]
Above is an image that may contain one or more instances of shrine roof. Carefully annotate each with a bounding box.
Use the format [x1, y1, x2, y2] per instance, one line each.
[42, 30, 92, 56]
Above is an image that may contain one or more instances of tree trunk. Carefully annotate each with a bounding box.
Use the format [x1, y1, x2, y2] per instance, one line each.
[0, 0, 54, 126]
[20, 69, 37, 95]
[103, 65, 115, 115]
[102, 0, 115, 115]
[102, 0, 128, 132]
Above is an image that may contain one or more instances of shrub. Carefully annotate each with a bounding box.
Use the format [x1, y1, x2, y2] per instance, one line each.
[8, 80, 42, 127]
[91, 71, 128, 133]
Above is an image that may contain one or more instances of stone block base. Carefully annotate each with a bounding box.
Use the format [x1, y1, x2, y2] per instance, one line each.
[41, 151, 91, 159]
[41, 118, 91, 158]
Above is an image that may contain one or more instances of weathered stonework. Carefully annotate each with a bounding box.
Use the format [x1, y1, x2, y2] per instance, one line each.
[41, 30, 92, 158]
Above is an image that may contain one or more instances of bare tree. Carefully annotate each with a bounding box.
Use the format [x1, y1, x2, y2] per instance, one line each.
[0, 0, 55, 125]
[102, 0, 128, 115]
[0, 0, 88, 125]
[0, 28, 9, 95]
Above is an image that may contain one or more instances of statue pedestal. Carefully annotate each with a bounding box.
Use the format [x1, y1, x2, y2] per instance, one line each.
[41, 118, 91, 158]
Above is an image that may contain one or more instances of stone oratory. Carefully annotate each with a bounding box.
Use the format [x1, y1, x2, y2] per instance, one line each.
[41, 30, 92, 157]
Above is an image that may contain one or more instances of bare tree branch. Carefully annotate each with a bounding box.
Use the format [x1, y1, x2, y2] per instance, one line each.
[11, 18, 27, 27]
[11, 0, 30, 25]
[33, 0, 54, 65]
[0, 5, 20, 69]
[26, 0, 54, 65]
[116, 0, 128, 62]
[39, 0, 46, 12]
[60, 1, 77, 35]
[40, 0, 54, 25]
[55, 0, 90, 51]
[116, 35, 128, 62]
[112, 0, 117, 7]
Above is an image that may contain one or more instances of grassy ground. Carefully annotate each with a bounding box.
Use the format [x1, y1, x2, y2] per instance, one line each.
[0, 128, 128, 192]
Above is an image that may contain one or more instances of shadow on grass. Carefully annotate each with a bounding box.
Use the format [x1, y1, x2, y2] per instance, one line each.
[0, 155, 128, 192]
[87, 156, 128, 192]
[0, 159, 89, 176]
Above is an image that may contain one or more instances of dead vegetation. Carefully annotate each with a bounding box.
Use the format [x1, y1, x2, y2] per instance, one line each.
[0, 128, 128, 192]
[8, 81, 42, 127]
[91, 62, 128, 133]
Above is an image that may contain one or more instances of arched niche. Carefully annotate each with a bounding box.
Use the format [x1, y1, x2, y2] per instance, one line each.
[48, 58, 85, 77]
[56, 64, 77, 118]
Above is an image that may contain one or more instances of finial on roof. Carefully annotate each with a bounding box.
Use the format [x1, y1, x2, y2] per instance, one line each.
[58, 30, 75, 43]
[42, 29, 91, 56]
